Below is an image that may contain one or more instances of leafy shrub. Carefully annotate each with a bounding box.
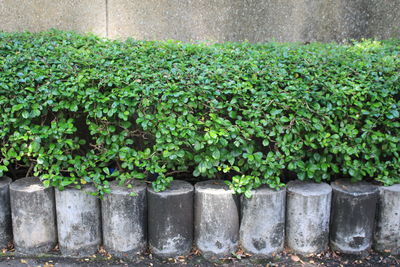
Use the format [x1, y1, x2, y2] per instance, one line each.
[0, 31, 399, 196]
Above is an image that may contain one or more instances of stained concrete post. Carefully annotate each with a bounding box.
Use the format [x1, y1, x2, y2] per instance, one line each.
[286, 181, 332, 255]
[102, 181, 147, 258]
[148, 180, 193, 258]
[240, 186, 286, 256]
[55, 185, 101, 257]
[0, 177, 12, 247]
[330, 179, 379, 255]
[374, 184, 400, 255]
[10, 177, 57, 254]
[194, 180, 239, 258]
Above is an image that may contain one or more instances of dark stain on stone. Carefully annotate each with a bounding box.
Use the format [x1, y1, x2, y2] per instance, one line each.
[311, 230, 328, 249]
[270, 222, 284, 247]
[252, 238, 266, 251]
[215, 241, 222, 249]
[349, 236, 365, 248]
[82, 212, 98, 241]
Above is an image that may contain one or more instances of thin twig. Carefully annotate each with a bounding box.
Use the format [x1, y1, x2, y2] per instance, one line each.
[25, 164, 34, 178]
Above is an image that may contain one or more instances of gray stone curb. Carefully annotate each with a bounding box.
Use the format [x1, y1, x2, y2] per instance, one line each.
[147, 180, 194, 258]
[374, 184, 400, 255]
[194, 180, 239, 258]
[0, 177, 12, 248]
[55, 185, 101, 257]
[240, 186, 286, 257]
[4, 176, 400, 258]
[10, 177, 57, 255]
[102, 180, 147, 258]
[286, 181, 332, 255]
[330, 179, 379, 255]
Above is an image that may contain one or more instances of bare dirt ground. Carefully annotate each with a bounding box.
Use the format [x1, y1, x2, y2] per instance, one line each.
[0, 247, 399, 267]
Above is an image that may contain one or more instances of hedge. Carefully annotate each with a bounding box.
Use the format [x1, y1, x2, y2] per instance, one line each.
[0, 30, 399, 196]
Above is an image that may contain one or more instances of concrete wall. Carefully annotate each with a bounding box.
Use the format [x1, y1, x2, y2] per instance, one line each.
[0, 0, 399, 42]
[0, 0, 107, 36]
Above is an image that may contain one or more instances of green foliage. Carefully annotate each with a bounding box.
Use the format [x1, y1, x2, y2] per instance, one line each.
[0, 31, 399, 196]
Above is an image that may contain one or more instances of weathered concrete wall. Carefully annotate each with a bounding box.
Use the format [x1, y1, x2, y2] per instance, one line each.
[0, 0, 398, 42]
[0, 0, 106, 36]
[107, 0, 400, 42]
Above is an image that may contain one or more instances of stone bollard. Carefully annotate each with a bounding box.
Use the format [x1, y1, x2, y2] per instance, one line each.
[374, 184, 400, 255]
[286, 180, 332, 255]
[240, 186, 286, 257]
[55, 185, 102, 257]
[10, 177, 57, 255]
[148, 180, 193, 258]
[330, 179, 379, 255]
[102, 180, 147, 258]
[194, 180, 239, 258]
[0, 177, 12, 248]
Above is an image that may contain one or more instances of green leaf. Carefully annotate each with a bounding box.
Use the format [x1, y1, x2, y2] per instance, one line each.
[12, 104, 24, 112]
[194, 142, 202, 151]
[212, 150, 220, 160]
[22, 111, 30, 119]
[280, 116, 290, 123]
[244, 190, 253, 198]
[262, 139, 269, 146]
[270, 109, 283, 116]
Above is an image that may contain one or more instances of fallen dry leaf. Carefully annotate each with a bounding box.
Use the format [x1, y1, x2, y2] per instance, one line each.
[291, 255, 300, 262]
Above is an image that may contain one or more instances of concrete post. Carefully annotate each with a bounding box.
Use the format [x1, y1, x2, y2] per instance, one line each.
[10, 177, 57, 255]
[286, 181, 332, 255]
[0, 177, 13, 248]
[55, 185, 102, 257]
[330, 179, 379, 255]
[374, 184, 400, 255]
[148, 180, 193, 258]
[102, 181, 147, 258]
[240, 186, 286, 256]
[194, 180, 239, 258]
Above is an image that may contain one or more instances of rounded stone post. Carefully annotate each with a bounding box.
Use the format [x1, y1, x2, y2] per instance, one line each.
[240, 186, 286, 256]
[330, 179, 379, 255]
[10, 177, 57, 255]
[55, 185, 102, 257]
[0, 177, 13, 248]
[194, 180, 239, 258]
[102, 181, 147, 258]
[148, 180, 193, 258]
[374, 184, 400, 255]
[286, 181, 332, 255]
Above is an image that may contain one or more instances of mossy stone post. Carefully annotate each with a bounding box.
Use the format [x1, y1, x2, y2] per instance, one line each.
[10, 177, 57, 255]
[374, 184, 400, 255]
[286, 181, 332, 255]
[0, 177, 13, 248]
[240, 186, 286, 256]
[194, 180, 240, 258]
[55, 185, 102, 257]
[148, 180, 193, 258]
[102, 181, 147, 258]
[330, 179, 379, 255]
